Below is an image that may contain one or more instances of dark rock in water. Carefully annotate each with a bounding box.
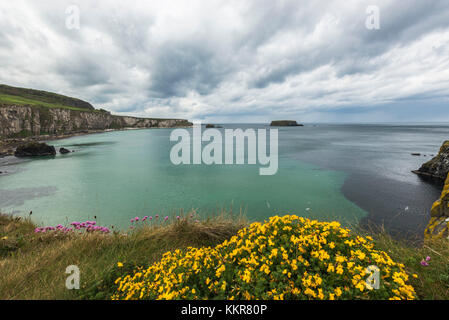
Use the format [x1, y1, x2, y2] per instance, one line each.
[270, 120, 303, 127]
[411, 153, 421, 156]
[413, 141, 449, 181]
[59, 147, 71, 154]
[205, 124, 222, 128]
[14, 142, 56, 157]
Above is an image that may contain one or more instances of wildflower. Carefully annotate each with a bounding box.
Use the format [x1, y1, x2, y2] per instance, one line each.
[112, 215, 416, 301]
[117, 262, 124, 268]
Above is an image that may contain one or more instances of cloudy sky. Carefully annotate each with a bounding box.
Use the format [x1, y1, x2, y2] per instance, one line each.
[1, 0, 449, 123]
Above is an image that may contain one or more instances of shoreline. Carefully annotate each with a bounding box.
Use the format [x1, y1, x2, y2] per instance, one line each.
[0, 125, 192, 158]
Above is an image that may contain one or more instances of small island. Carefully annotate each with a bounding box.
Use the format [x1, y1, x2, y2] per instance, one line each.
[270, 120, 303, 127]
[205, 124, 223, 128]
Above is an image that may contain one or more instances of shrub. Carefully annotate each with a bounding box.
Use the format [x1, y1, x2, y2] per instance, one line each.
[112, 215, 416, 300]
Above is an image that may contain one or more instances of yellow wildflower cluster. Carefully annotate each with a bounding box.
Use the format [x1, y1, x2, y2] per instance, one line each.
[112, 215, 416, 300]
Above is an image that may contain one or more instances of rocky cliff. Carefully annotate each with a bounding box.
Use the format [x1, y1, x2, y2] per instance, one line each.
[413, 141, 449, 180]
[425, 173, 449, 239]
[0, 104, 192, 138]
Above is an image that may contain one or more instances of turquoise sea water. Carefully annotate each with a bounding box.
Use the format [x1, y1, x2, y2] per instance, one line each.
[2, 123, 448, 236]
[0, 126, 367, 229]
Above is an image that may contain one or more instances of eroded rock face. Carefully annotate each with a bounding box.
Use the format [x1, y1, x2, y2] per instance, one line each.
[0, 105, 192, 138]
[425, 174, 449, 239]
[14, 142, 56, 157]
[413, 141, 449, 181]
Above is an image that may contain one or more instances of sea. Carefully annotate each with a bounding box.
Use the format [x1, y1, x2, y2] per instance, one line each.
[0, 123, 447, 239]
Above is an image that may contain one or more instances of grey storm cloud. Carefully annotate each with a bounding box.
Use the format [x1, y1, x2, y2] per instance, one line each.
[0, 0, 449, 123]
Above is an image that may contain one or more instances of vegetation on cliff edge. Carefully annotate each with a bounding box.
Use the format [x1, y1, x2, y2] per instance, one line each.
[1, 212, 448, 300]
[0, 84, 94, 111]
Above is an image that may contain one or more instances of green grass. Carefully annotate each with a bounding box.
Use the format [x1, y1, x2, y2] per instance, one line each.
[1, 212, 448, 300]
[0, 213, 246, 299]
[0, 84, 95, 111]
[372, 230, 449, 300]
[0, 94, 96, 112]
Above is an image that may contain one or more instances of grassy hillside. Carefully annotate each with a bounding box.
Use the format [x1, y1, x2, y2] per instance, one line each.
[0, 84, 95, 111]
[0, 212, 245, 299]
[0, 212, 448, 300]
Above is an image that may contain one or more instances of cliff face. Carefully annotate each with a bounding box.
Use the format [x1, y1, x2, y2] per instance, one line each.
[0, 105, 192, 138]
[413, 141, 449, 180]
[425, 173, 449, 239]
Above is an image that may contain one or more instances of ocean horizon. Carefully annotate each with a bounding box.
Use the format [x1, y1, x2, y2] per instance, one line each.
[0, 122, 445, 239]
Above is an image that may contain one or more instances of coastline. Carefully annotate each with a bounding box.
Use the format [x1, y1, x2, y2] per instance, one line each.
[0, 125, 192, 158]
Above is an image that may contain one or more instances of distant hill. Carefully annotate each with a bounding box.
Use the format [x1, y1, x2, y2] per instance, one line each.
[0, 84, 95, 111]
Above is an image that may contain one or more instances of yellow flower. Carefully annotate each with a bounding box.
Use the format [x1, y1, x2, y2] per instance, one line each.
[117, 262, 124, 268]
[1, 236, 7, 240]
[111, 215, 416, 301]
[216, 264, 226, 277]
[334, 287, 343, 297]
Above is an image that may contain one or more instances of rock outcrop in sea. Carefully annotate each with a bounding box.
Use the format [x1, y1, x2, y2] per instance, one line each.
[413, 141, 449, 181]
[14, 142, 56, 157]
[59, 147, 71, 154]
[425, 173, 449, 239]
[270, 120, 303, 126]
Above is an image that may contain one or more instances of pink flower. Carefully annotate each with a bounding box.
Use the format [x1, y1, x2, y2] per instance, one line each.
[164, 216, 169, 221]
[426, 256, 431, 262]
[421, 260, 429, 266]
[155, 214, 159, 219]
[176, 216, 180, 220]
